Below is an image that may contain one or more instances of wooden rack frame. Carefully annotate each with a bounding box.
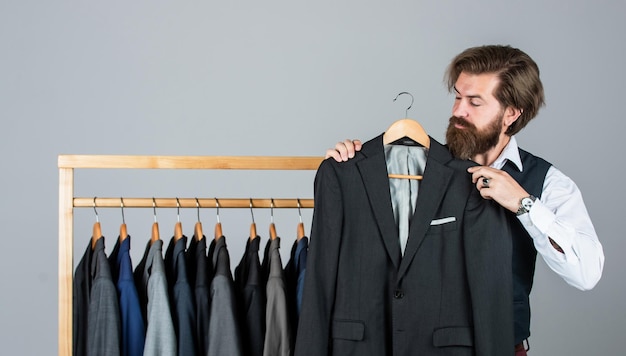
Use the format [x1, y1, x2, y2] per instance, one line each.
[58, 154, 323, 356]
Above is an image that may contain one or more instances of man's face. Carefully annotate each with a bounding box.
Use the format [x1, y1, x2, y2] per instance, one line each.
[445, 72, 506, 160]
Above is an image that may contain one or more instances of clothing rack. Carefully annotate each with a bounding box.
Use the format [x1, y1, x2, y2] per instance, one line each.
[58, 154, 323, 356]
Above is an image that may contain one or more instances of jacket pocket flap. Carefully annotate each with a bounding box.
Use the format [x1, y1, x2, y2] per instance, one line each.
[332, 320, 365, 341]
[433, 326, 473, 347]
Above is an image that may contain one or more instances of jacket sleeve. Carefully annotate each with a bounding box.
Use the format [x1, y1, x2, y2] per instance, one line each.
[294, 160, 344, 356]
[464, 193, 514, 356]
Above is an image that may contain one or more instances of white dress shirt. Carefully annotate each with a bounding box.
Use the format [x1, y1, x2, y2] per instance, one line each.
[492, 136, 605, 291]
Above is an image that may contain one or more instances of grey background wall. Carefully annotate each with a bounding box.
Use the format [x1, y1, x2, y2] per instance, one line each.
[1, 1, 624, 354]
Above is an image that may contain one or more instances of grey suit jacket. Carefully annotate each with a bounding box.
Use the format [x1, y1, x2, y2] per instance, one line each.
[208, 237, 244, 356]
[263, 237, 292, 356]
[87, 237, 122, 356]
[294, 135, 513, 356]
[141, 240, 177, 356]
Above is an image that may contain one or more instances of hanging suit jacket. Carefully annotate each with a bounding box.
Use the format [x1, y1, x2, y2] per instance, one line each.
[186, 236, 211, 356]
[294, 134, 513, 356]
[285, 236, 308, 341]
[74, 239, 95, 356]
[234, 237, 265, 356]
[165, 236, 197, 356]
[263, 237, 292, 356]
[109, 236, 145, 356]
[208, 236, 244, 356]
[135, 240, 177, 356]
[73, 237, 122, 356]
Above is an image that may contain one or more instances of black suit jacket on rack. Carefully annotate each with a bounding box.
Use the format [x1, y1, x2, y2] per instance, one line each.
[294, 134, 513, 356]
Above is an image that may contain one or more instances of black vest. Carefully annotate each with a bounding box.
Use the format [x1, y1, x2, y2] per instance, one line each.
[501, 148, 551, 344]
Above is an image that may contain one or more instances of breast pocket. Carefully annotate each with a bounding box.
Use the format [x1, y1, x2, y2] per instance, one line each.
[428, 216, 458, 234]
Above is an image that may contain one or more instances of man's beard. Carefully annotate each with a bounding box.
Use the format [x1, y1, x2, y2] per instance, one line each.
[445, 114, 503, 160]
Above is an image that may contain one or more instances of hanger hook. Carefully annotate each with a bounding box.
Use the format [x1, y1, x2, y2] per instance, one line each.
[176, 197, 181, 222]
[152, 197, 157, 222]
[249, 198, 255, 224]
[270, 198, 275, 223]
[215, 198, 220, 223]
[93, 197, 99, 223]
[297, 198, 302, 223]
[195, 198, 201, 222]
[393, 91, 414, 118]
[120, 197, 125, 224]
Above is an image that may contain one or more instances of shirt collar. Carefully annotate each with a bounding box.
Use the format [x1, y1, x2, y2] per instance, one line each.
[491, 135, 523, 171]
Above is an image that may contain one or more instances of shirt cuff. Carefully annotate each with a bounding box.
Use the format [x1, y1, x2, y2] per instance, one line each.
[519, 200, 577, 264]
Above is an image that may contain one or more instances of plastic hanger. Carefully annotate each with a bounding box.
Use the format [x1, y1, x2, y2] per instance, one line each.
[383, 92, 429, 180]
[91, 197, 103, 249]
[174, 198, 183, 241]
[249, 199, 258, 240]
[296, 198, 305, 240]
[151, 197, 160, 244]
[214, 198, 223, 240]
[194, 198, 204, 241]
[269, 198, 277, 240]
[119, 198, 128, 241]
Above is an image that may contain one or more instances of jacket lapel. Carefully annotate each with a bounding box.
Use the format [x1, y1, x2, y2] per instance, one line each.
[398, 140, 454, 278]
[357, 134, 402, 269]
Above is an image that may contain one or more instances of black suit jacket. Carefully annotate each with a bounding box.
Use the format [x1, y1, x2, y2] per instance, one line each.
[294, 134, 513, 356]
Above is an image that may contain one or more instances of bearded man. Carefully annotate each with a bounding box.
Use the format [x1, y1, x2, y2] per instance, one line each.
[325, 45, 605, 355]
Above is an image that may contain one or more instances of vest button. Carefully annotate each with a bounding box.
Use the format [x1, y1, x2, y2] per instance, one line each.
[394, 290, 404, 299]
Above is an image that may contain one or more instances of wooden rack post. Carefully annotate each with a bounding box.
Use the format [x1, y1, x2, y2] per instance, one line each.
[58, 155, 323, 356]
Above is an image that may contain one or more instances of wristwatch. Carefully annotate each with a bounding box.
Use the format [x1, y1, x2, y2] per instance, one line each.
[516, 195, 536, 216]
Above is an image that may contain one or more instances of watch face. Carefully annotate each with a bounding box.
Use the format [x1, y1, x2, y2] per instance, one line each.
[522, 197, 534, 209]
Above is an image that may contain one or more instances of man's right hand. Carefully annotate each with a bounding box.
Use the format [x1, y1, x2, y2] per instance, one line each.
[325, 139, 363, 162]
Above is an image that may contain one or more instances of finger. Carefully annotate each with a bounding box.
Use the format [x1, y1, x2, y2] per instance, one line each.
[469, 171, 485, 184]
[480, 176, 491, 189]
[335, 141, 350, 161]
[341, 139, 357, 158]
[325, 149, 342, 162]
[353, 139, 363, 152]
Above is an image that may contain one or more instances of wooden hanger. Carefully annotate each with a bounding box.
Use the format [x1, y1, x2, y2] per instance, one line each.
[383, 119, 430, 148]
[296, 199, 305, 240]
[214, 198, 223, 240]
[194, 198, 204, 241]
[119, 198, 128, 242]
[119, 223, 128, 241]
[269, 198, 277, 240]
[91, 197, 103, 249]
[249, 199, 258, 240]
[383, 92, 430, 180]
[173, 198, 183, 241]
[151, 198, 160, 244]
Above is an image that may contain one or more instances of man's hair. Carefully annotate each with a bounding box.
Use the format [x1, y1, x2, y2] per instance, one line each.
[445, 45, 545, 136]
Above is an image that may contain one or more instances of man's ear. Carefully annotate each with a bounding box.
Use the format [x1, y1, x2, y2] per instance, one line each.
[504, 106, 522, 128]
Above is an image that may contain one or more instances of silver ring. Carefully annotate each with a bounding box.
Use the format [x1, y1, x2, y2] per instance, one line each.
[482, 177, 490, 188]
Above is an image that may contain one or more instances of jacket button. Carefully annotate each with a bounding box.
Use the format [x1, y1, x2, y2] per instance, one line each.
[394, 290, 404, 299]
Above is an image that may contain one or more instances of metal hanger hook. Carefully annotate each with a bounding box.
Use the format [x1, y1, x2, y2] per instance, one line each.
[120, 197, 125, 224]
[152, 197, 157, 222]
[393, 91, 414, 118]
[176, 197, 181, 222]
[93, 197, 99, 223]
[215, 198, 221, 223]
[270, 198, 275, 223]
[249, 198, 255, 224]
[195, 198, 201, 222]
[297, 198, 302, 223]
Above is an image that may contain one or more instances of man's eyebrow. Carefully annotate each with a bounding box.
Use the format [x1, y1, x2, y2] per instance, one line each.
[453, 86, 482, 99]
